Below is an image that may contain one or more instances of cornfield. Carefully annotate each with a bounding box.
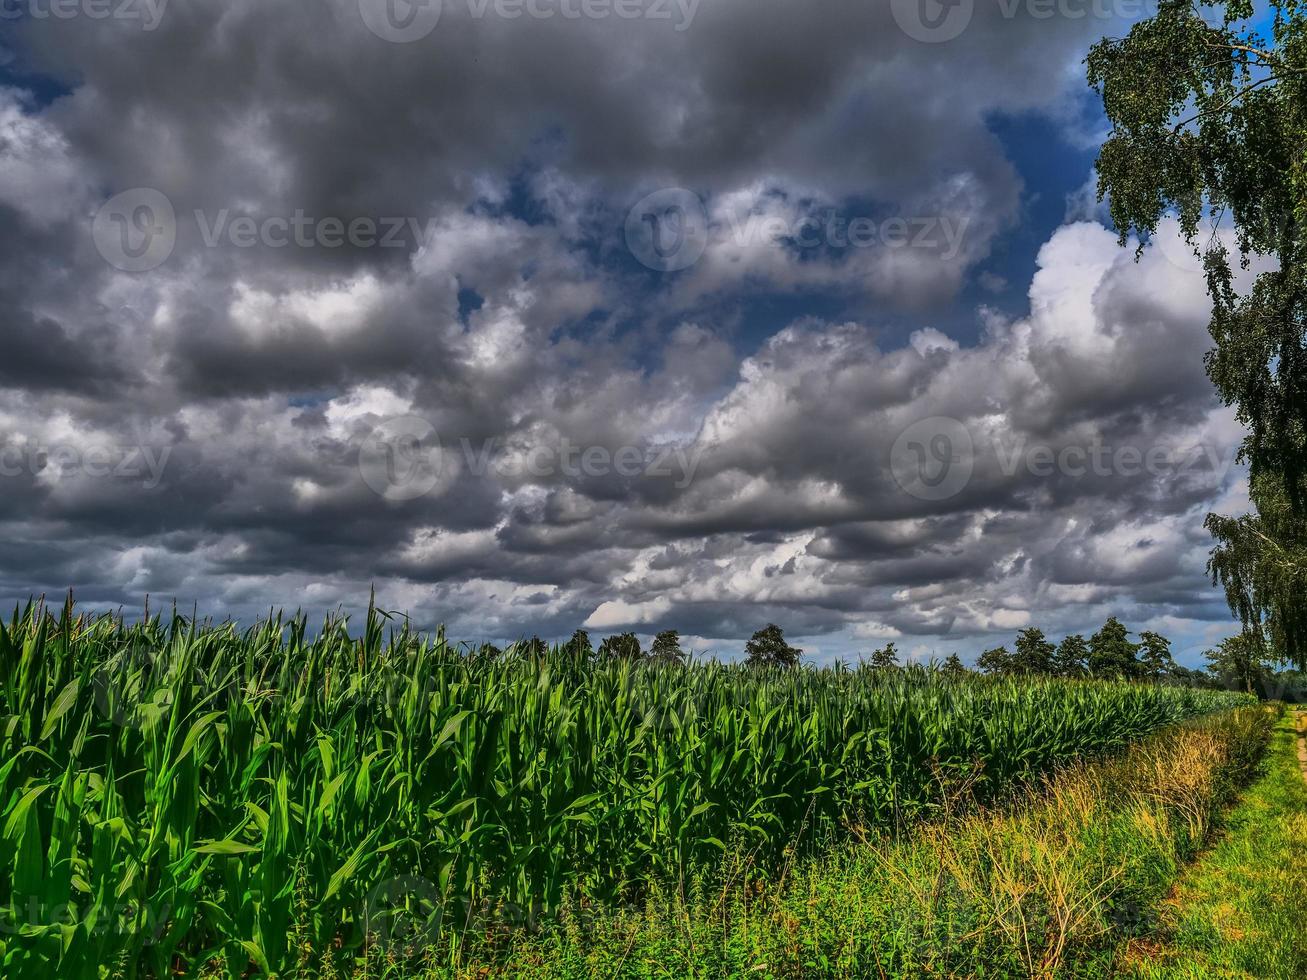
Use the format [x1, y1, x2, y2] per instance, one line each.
[0, 598, 1254, 977]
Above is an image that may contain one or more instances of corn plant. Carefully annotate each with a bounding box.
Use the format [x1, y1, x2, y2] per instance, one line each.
[0, 597, 1254, 977]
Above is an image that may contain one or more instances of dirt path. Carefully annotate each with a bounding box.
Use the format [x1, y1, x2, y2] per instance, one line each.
[1297, 707, 1307, 783]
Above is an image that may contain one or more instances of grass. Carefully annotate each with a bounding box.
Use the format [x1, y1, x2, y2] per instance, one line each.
[446, 705, 1277, 978]
[1120, 707, 1307, 980]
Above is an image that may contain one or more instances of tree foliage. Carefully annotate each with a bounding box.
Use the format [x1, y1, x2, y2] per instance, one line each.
[976, 645, 1012, 675]
[598, 632, 642, 660]
[651, 629, 687, 665]
[1088, 0, 1307, 665]
[866, 642, 900, 670]
[1205, 631, 1277, 693]
[744, 624, 802, 669]
[564, 629, 594, 660]
[1053, 634, 1089, 678]
[941, 653, 968, 675]
[1205, 494, 1307, 666]
[1088, 618, 1141, 679]
[1011, 628, 1057, 676]
[1138, 630, 1178, 679]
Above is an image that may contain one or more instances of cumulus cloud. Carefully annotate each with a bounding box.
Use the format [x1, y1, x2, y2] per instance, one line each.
[0, 2, 1246, 664]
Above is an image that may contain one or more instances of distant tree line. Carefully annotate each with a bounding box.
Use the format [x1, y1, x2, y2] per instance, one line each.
[951, 617, 1305, 699]
[473, 617, 1307, 700]
[963, 619, 1181, 681]
[476, 628, 692, 666]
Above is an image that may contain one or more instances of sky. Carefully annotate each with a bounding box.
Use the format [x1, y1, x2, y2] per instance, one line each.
[0, 0, 1261, 666]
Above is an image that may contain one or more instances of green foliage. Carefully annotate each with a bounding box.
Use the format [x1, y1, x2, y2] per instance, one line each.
[1011, 627, 1056, 676]
[1087, 1, 1307, 666]
[866, 641, 899, 670]
[1054, 634, 1090, 678]
[975, 645, 1012, 675]
[1204, 631, 1277, 693]
[519, 635, 547, 657]
[1087, 0, 1307, 497]
[1206, 491, 1307, 667]
[1089, 617, 1142, 679]
[1138, 630, 1179, 679]
[0, 599, 1254, 976]
[485, 707, 1277, 979]
[597, 632, 641, 660]
[649, 630, 685, 665]
[743, 624, 802, 669]
[1124, 710, 1307, 979]
[563, 629, 593, 659]
[941, 653, 967, 676]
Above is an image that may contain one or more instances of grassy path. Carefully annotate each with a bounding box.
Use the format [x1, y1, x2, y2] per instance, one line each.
[1122, 708, 1307, 979]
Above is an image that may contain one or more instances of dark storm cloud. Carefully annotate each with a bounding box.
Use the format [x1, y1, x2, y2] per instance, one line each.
[0, 302, 127, 393]
[0, 2, 1248, 661]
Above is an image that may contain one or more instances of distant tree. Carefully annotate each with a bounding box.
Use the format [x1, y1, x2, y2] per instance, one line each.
[1088, 618, 1140, 679]
[1053, 634, 1089, 678]
[473, 642, 503, 661]
[1265, 667, 1307, 702]
[1011, 628, 1056, 676]
[1205, 632, 1275, 694]
[598, 632, 642, 660]
[519, 636, 547, 658]
[1170, 664, 1215, 689]
[651, 629, 687, 665]
[975, 645, 1012, 675]
[867, 642, 899, 670]
[744, 624, 802, 669]
[1137, 631, 1177, 680]
[941, 653, 967, 676]
[563, 629, 594, 659]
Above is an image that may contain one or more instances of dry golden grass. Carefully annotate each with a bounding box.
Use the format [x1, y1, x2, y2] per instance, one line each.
[432, 707, 1277, 979]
